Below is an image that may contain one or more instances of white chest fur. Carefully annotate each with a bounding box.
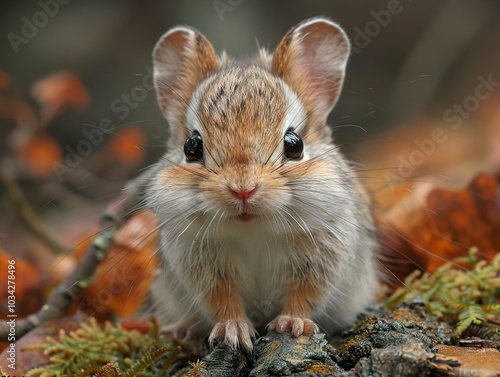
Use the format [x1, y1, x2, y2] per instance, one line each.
[163, 217, 291, 324]
[217, 220, 290, 326]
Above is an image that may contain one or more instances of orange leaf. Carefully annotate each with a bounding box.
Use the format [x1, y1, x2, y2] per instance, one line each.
[31, 71, 90, 125]
[483, 103, 500, 174]
[72, 210, 159, 319]
[18, 136, 62, 176]
[0, 70, 12, 91]
[0, 249, 42, 318]
[358, 121, 484, 181]
[436, 345, 500, 376]
[109, 126, 146, 164]
[0, 97, 38, 131]
[377, 174, 500, 287]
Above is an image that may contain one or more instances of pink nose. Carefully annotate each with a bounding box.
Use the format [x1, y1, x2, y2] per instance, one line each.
[228, 185, 259, 200]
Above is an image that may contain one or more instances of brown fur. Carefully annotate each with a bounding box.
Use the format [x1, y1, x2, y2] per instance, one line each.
[282, 277, 323, 318]
[197, 67, 286, 167]
[207, 273, 247, 322]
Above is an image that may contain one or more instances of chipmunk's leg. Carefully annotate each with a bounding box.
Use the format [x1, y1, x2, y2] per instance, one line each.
[207, 273, 257, 352]
[267, 276, 321, 337]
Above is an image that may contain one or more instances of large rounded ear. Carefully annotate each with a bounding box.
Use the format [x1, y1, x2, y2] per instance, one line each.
[272, 18, 350, 137]
[153, 26, 219, 136]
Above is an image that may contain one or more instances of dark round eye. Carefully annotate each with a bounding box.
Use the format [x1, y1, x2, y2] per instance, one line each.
[184, 130, 203, 162]
[284, 129, 303, 159]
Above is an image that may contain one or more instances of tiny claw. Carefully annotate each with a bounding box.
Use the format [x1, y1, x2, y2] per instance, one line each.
[267, 315, 318, 337]
[302, 319, 319, 336]
[209, 320, 257, 353]
[208, 322, 226, 348]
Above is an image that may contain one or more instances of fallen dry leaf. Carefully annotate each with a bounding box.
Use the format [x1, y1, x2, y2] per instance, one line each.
[17, 135, 62, 177]
[0, 97, 38, 132]
[0, 249, 42, 318]
[436, 344, 500, 377]
[0, 70, 12, 91]
[109, 126, 146, 164]
[71, 210, 159, 320]
[376, 173, 500, 286]
[357, 120, 486, 190]
[483, 103, 500, 174]
[31, 71, 90, 125]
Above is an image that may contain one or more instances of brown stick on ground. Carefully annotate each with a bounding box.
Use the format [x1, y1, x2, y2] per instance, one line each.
[0, 167, 155, 340]
[0, 166, 70, 253]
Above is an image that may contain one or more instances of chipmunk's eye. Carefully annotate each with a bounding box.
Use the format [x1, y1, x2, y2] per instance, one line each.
[184, 130, 203, 162]
[284, 128, 303, 159]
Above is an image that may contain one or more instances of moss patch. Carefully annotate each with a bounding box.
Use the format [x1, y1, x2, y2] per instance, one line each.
[386, 248, 500, 336]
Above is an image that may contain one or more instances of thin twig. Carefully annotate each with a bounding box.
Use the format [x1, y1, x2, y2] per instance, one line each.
[0, 166, 70, 253]
[0, 166, 155, 340]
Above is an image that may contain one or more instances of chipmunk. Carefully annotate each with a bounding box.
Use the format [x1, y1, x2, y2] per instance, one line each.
[146, 17, 378, 352]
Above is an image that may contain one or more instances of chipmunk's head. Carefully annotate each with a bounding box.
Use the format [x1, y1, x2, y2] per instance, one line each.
[152, 18, 351, 223]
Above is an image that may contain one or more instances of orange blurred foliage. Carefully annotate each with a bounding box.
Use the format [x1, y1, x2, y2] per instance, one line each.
[31, 71, 90, 124]
[71, 210, 159, 320]
[0, 97, 38, 131]
[0, 249, 42, 318]
[17, 136, 62, 177]
[377, 174, 500, 285]
[0, 70, 12, 91]
[436, 345, 500, 376]
[109, 127, 146, 164]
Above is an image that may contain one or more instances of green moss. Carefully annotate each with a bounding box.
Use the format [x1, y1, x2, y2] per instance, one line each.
[26, 318, 200, 377]
[386, 248, 500, 337]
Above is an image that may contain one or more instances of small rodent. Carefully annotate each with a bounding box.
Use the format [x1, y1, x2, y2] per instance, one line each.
[147, 17, 378, 352]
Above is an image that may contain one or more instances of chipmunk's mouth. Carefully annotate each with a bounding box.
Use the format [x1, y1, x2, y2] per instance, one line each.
[236, 213, 256, 222]
[232, 200, 257, 222]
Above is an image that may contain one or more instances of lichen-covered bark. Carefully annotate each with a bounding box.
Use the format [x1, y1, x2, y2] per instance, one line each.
[353, 343, 460, 377]
[250, 332, 343, 376]
[337, 301, 454, 370]
[195, 301, 459, 377]
[197, 341, 249, 377]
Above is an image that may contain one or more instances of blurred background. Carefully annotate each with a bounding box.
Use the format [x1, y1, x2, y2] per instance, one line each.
[2, 1, 500, 150]
[0, 0, 500, 295]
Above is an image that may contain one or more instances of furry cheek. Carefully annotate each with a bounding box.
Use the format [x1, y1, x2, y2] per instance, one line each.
[151, 164, 208, 214]
[159, 163, 208, 188]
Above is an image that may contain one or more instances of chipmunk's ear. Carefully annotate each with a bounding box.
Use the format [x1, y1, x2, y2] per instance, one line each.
[272, 18, 350, 131]
[153, 26, 218, 131]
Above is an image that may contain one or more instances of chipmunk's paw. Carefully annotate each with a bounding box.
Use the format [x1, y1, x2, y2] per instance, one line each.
[209, 319, 257, 353]
[267, 315, 318, 337]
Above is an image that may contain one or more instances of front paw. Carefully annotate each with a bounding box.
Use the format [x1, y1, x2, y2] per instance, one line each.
[209, 319, 258, 353]
[267, 315, 319, 337]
